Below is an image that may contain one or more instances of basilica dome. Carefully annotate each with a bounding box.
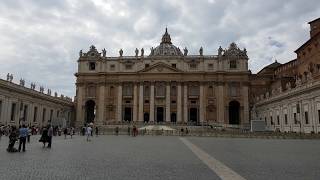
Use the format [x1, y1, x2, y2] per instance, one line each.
[150, 28, 182, 56]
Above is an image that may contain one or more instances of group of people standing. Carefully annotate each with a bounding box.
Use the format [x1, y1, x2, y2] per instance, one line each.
[6, 125, 33, 152]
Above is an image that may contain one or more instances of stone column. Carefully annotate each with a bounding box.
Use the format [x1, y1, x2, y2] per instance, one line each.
[117, 83, 122, 122]
[76, 86, 84, 127]
[97, 84, 105, 126]
[242, 84, 249, 125]
[177, 83, 182, 123]
[199, 83, 205, 123]
[138, 83, 144, 122]
[166, 83, 171, 122]
[183, 83, 188, 123]
[150, 83, 155, 122]
[216, 82, 225, 124]
[133, 83, 138, 122]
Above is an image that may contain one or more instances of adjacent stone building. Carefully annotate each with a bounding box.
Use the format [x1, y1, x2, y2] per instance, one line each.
[0, 78, 74, 128]
[74, 28, 250, 127]
[253, 18, 320, 133]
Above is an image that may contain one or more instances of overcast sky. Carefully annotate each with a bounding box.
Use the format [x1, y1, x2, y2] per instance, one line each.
[0, 0, 319, 97]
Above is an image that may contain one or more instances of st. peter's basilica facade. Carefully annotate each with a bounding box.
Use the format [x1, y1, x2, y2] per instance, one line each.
[74, 28, 250, 127]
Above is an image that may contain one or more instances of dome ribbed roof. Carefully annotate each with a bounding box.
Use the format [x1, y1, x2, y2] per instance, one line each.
[150, 28, 182, 56]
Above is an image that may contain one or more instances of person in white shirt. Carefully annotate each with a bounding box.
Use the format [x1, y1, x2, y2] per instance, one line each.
[86, 126, 92, 142]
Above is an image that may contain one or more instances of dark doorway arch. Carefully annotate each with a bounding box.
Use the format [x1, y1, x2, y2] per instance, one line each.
[156, 107, 164, 122]
[189, 108, 198, 124]
[229, 100, 240, 124]
[124, 107, 132, 122]
[85, 100, 96, 124]
[171, 112, 177, 123]
[144, 112, 149, 123]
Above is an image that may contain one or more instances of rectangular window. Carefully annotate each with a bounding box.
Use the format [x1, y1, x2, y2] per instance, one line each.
[10, 103, 16, 121]
[23, 105, 28, 122]
[170, 86, 177, 96]
[189, 64, 197, 69]
[49, 109, 53, 123]
[89, 62, 96, 70]
[296, 104, 300, 113]
[123, 84, 133, 96]
[42, 108, 46, 123]
[125, 64, 132, 70]
[145, 64, 150, 68]
[294, 113, 297, 124]
[270, 116, 273, 125]
[305, 111, 309, 124]
[33, 107, 38, 122]
[208, 64, 213, 70]
[171, 64, 176, 68]
[155, 85, 165, 97]
[230, 60, 237, 69]
[110, 64, 115, 70]
[188, 86, 200, 96]
[285, 114, 288, 125]
[277, 115, 280, 125]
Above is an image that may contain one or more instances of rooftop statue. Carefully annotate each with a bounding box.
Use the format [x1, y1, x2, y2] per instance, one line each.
[19, 79, 25, 87]
[102, 48, 106, 57]
[199, 47, 203, 56]
[141, 48, 144, 56]
[218, 46, 223, 56]
[79, 50, 82, 57]
[135, 48, 139, 57]
[183, 47, 188, 56]
[119, 49, 123, 57]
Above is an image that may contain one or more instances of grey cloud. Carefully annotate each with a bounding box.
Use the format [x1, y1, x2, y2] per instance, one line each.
[0, 0, 319, 97]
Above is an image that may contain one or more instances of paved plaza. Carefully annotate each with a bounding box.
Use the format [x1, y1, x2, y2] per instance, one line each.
[1, 135, 320, 180]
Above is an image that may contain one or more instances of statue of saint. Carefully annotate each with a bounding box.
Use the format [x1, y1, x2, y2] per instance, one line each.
[79, 50, 82, 57]
[135, 48, 139, 56]
[9, 74, 13, 82]
[183, 47, 188, 56]
[102, 48, 106, 57]
[119, 49, 123, 57]
[218, 46, 223, 56]
[6, 73, 10, 81]
[20, 79, 25, 86]
[199, 47, 203, 56]
[150, 47, 154, 55]
[141, 48, 144, 57]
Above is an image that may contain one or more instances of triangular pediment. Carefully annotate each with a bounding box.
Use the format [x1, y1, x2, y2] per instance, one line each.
[138, 62, 183, 73]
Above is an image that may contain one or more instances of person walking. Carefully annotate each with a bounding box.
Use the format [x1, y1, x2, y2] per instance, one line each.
[39, 127, 49, 147]
[47, 125, 53, 148]
[70, 127, 74, 139]
[18, 125, 28, 152]
[86, 125, 92, 142]
[115, 126, 119, 136]
[27, 127, 31, 143]
[63, 128, 68, 139]
[95, 126, 99, 137]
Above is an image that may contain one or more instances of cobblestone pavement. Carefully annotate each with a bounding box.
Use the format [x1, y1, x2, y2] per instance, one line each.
[0, 135, 320, 180]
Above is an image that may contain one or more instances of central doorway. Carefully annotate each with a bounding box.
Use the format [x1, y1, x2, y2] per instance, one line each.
[124, 107, 132, 122]
[229, 100, 240, 124]
[85, 100, 96, 124]
[189, 108, 198, 124]
[156, 107, 164, 122]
